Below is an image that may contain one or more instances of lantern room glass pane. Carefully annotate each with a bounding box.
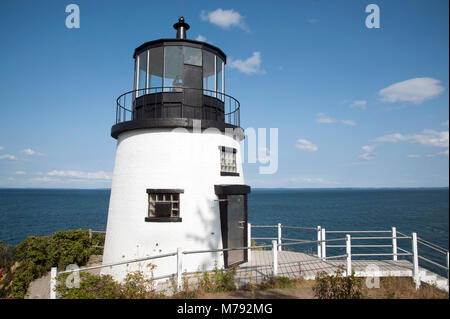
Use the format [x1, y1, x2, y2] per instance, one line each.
[216, 57, 223, 100]
[164, 46, 183, 92]
[203, 50, 215, 95]
[138, 51, 147, 96]
[184, 47, 202, 66]
[149, 47, 163, 91]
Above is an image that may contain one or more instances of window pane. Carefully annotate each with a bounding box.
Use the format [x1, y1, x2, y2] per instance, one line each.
[216, 57, 223, 99]
[164, 46, 183, 92]
[149, 47, 163, 90]
[184, 47, 202, 66]
[138, 51, 147, 96]
[203, 50, 215, 95]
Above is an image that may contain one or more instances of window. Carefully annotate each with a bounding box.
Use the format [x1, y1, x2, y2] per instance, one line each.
[203, 50, 215, 94]
[184, 47, 202, 66]
[145, 189, 183, 222]
[220, 147, 239, 176]
[216, 57, 223, 100]
[164, 46, 183, 92]
[137, 51, 148, 96]
[148, 47, 163, 90]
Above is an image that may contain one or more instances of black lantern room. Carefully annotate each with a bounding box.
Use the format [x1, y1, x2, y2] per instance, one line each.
[112, 17, 240, 139]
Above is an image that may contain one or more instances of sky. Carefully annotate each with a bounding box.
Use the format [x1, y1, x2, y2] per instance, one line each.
[0, 0, 448, 189]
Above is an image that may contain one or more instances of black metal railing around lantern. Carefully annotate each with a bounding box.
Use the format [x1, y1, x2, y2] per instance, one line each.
[115, 87, 240, 127]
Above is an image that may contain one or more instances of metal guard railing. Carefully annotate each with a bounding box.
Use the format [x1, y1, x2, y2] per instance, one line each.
[115, 87, 240, 127]
[50, 224, 449, 298]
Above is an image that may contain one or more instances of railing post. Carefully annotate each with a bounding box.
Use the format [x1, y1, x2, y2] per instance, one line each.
[446, 251, 449, 285]
[411, 232, 420, 289]
[177, 247, 183, 291]
[317, 226, 322, 258]
[247, 223, 252, 264]
[321, 228, 326, 260]
[272, 240, 278, 277]
[50, 267, 57, 299]
[277, 223, 282, 252]
[346, 235, 352, 276]
[392, 227, 397, 261]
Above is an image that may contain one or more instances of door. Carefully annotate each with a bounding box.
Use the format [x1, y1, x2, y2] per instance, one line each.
[226, 195, 247, 266]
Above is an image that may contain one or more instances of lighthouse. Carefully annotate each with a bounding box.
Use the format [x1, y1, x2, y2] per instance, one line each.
[102, 17, 250, 282]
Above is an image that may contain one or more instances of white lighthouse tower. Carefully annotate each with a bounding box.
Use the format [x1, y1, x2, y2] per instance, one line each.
[102, 17, 250, 282]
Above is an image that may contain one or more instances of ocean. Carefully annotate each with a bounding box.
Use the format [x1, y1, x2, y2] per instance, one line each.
[0, 188, 448, 276]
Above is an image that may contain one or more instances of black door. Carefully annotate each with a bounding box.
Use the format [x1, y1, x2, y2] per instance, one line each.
[183, 64, 202, 119]
[226, 195, 247, 266]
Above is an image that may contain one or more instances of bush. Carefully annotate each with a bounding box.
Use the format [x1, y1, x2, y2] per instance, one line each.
[313, 268, 363, 299]
[11, 229, 100, 299]
[56, 272, 122, 299]
[197, 265, 237, 293]
[0, 241, 15, 298]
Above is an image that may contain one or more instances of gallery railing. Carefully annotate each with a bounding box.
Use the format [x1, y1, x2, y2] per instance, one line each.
[115, 87, 240, 127]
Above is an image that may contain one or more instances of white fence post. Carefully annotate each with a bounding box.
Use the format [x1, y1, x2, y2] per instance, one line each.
[317, 226, 322, 258]
[321, 228, 326, 260]
[277, 223, 282, 252]
[50, 267, 57, 299]
[272, 240, 278, 277]
[346, 235, 352, 276]
[392, 227, 397, 261]
[247, 223, 252, 264]
[411, 232, 420, 289]
[176, 247, 183, 291]
[446, 251, 449, 285]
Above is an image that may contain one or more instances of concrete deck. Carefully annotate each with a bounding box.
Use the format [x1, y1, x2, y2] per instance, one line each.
[233, 251, 449, 292]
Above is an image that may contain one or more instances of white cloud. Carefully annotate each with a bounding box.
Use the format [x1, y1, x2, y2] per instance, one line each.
[316, 113, 356, 126]
[359, 145, 376, 161]
[21, 148, 45, 156]
[200, 9, 249, 31]
[47, 170, 112, 180]
[442, 120, 449, 126]
[373, 130, 449, 148]
[379, 77, 444, 104]
[307, 18, 320, 24]
[316, 113, 335, 124]
[228, 52, 265, 75]
[195, 35, 207, 42]
[15, 171, 26, 175]
[426, 149, 449, 158]
[341, 120, 357, 126]
[30, 176, 60, 183]
[362, 145, 376, 153]
[295, 139, 318, 152]
[358, 153, 375, 161]
[7, 177, 14, 181]
[0, 154, 16, 160]
[0, 146, 3, 151]
[407, 154, 421, 158]
[349, 100, 367, 109]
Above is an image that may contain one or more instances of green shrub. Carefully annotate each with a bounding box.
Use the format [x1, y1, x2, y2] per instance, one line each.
[0, 241, 15, 298]
[197, 265, 237, 293]
[11, 229, 99, 299]
[56, 272, 122, 299]
[313, 267, 363, 299]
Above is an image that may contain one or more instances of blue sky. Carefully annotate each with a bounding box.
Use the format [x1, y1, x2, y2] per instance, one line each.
[0, 0, 448, 188]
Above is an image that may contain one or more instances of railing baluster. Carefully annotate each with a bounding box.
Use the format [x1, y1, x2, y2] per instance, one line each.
[412, 232, 420, 289]
[346, 234, 352, 276]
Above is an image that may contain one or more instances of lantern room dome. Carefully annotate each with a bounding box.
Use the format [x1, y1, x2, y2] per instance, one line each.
[112, 17, 240, 139]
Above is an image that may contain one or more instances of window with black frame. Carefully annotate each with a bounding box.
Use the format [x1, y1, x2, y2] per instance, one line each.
[145, 189, 183, 222]
[220, 146, 239, 176]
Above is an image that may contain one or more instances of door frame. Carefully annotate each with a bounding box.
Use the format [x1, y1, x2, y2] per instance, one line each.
[214, 185, 251, 267]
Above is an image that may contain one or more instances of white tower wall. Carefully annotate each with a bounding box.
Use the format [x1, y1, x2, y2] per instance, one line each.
[101, 127, 244, 282]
